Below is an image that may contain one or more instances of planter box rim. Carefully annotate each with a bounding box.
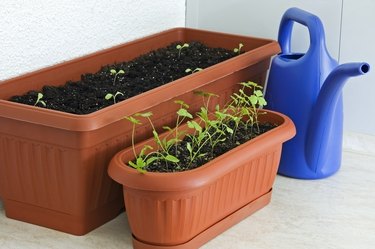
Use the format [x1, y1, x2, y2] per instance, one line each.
[108, 109, 296, 192]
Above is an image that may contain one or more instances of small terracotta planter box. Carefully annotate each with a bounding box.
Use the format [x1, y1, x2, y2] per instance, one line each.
[108, 110, 295, 249]
[0, 28, 279, 235]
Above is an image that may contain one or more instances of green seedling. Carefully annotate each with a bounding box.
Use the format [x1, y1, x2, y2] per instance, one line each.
[105, 91, 124, 104]
[233, 43, 244, 55]
[34, 92, 46, 107]
[187, 91, 227, 160]
[110, 69, 125, 85]
[126, 111, 181, 172]
[248, 89, 267, 132]
[194, 90, 219, 111]
[135, 112, 181, 161]
[186, 118, 210, 161]
[176, 43, 189, 58]
[127, 81, 269, 173]
[125, 115, 152, 173]
[125, 115, 143, 160]
[173, 100, 193, 156]
[229, 81, 267, 132]
[185, 68, 203, 74]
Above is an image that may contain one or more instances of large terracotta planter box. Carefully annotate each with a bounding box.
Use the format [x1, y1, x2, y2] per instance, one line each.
[0, 28, 279, 235]
[108, 110, 296, 249]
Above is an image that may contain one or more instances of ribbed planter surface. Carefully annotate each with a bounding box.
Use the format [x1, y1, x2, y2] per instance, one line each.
[108, 110, 296, 248]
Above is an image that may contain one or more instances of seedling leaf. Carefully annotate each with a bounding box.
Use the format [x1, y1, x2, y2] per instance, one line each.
[163, 126, 173, 131]
[249, 95, 258, 106]
[34, 92, 47, 107]
[187, 120, 202, 133]
[258, 97, 267, 106]
[124, 116, 142, 125]
[105, 93, 113, 100]
[139, 145, 153, 157]
[136, 157, 146, 168]
[226, 126, 234, 134]
[234, 43, 244, 54]
[135, 112, 153, 118]
[177, 108, 193, 119]
[128, 160, 137, 168]
[197, 153, 207, 158]
[186, 142, 192, 153]
[146, 157, 158, 165]
[254, 90, 263, 97]
[174, 100, 189, 108]
[165, 154, 179, 163]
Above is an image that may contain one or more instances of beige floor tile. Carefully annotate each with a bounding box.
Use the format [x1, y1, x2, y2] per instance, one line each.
[1, 151, 374, 249]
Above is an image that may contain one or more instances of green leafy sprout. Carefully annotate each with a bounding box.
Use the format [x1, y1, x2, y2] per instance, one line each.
[233, 43, 244, 55]
[34, 92, 46, 107]
[185, 68, 203, 74]
[125, 81, 268, 173]
[110, 69, 125, 85]
[176, 43, 189, 58]
[105, 91, 124, 104]
[125, 110, 186, 173]
[227, 81, 267, 132]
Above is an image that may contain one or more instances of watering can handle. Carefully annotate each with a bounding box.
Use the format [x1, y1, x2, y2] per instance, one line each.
[278, 7, 326, 54]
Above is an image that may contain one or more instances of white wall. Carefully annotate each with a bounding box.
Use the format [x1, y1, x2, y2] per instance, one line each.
[186, 0, 342, 58]
[0, 0, 186, 81]
[340, 0, 375, 135]
[186, 0, 375, 135]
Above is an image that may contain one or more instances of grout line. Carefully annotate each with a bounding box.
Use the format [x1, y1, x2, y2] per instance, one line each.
[185, 0, 199, 28]
[185, 0, 188, 27]
[338, 0, 344, 62]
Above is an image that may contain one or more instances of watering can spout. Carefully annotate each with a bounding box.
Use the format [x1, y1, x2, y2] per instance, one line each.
[305, 62, 370, 173]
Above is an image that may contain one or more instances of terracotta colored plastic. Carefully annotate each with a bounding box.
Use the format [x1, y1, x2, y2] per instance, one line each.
[0, 28, 280, 235]
[133, 190, 272, 249]
[108, 110, 296, 248]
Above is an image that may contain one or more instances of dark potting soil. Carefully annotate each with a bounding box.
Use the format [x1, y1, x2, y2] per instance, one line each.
[136, 122, 277, 173]
[9, 42, 237, 114]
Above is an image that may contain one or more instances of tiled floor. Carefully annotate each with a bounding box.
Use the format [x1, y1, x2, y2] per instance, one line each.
[1, 149, 374, 249]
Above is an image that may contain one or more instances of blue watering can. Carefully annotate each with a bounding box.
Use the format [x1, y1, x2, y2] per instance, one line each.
[266, 8, 370, 179]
